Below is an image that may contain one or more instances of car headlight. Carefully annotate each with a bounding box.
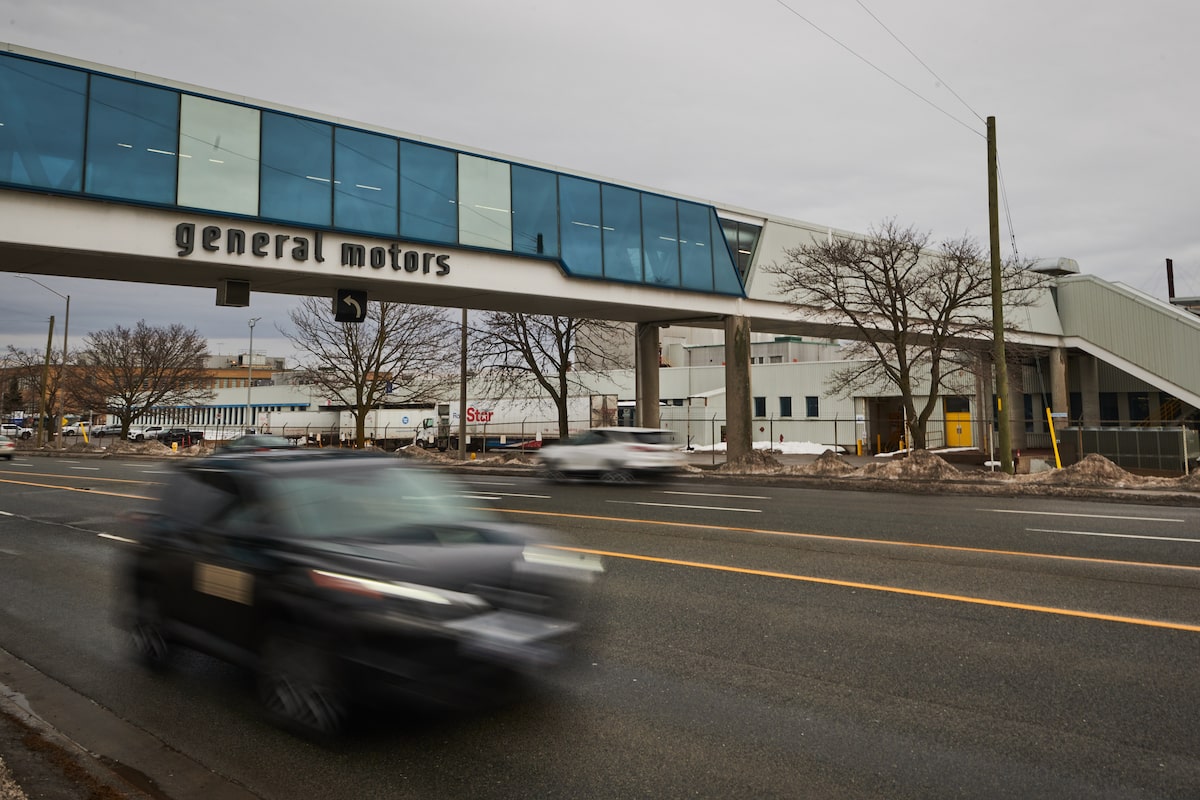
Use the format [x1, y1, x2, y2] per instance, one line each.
[522, 546, 604, 574]
[309, 570, 490, 611]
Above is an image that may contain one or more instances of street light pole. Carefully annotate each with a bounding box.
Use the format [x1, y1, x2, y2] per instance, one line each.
[246, 317, 261, 433]
[18, 276, 69, 449]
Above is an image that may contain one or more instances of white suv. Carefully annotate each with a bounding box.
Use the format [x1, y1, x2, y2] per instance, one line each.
[538, 427, 685, 483]
[0, 423, 33, 440]
[128, 426, 164, 442]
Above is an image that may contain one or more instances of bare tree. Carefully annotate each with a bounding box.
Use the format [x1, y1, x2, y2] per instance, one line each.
[284, 298, 457, 446]
[764, 218, 1045, 449]
[4, 344, 70, 439]
[471, 313, 633, 436]
[72, 322, 213, 437]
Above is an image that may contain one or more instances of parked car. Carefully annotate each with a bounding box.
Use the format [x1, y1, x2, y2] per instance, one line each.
[157, 428, 204, 447]
[91, 423, 125, 438]
[128, 426, 165, 442]
[60, 423, 87, 437]
[0, 435, 14, 460]
[216, 434, 295, 453]
[119, 450, 601, 737]
[0, 424, 32, 441]
[537, 427, 685, 482]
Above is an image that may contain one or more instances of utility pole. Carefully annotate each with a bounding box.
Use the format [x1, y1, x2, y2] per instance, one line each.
[38, 316, 55, 448]
[987, 116, 1013, 474]
[458, 308, 467, 460]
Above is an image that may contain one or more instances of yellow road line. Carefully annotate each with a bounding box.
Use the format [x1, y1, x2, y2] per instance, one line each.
[486, 507, 1200, 573]
[553, 545, 1200, 633]
[2, 470, 163, 486]
[0, 477, 153, 500]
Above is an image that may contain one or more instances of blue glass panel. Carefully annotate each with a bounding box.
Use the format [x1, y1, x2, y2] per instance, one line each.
[0, 55, 86, 191]
[712, 210, 744, 295]
[678, 201, 713, 292]
[601, 185, 642, 283]
[261, 112, 331, 226]
[400, 141, 456, 243]
[641, 194, 680, 288]
[334, 128, 397, 235]
[85, 76, 178, 203]
[559, 176, 601, 277]
[511, 165, 559, 257]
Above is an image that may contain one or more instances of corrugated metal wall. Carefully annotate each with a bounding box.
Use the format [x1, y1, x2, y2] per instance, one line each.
[1055, 276, 1200, 398]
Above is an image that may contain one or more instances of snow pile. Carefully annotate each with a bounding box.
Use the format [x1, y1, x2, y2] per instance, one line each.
[852, 449, 964, 480]
[788, 450, 858, 477]
[714, 448, 784, 474]
[691, 440, 843, 455]
[1019, 453, 1144, 487]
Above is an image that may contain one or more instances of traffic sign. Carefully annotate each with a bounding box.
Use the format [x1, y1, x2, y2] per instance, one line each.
[333, 289, 368, 323]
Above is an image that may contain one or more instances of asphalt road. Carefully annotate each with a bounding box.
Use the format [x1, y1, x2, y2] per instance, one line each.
[1, 454, 1198, 799]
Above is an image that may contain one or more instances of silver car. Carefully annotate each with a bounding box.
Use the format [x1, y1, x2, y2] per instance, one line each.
[538, 427, 685, 483]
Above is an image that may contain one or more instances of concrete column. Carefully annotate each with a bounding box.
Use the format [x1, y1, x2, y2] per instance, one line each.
[1078, 354, 1101, 426]
[1007, 357, 1027, 451]
[635, 322, 660, 429]
[724, 315, 752, 459]
[1049, 347, 1069, 418]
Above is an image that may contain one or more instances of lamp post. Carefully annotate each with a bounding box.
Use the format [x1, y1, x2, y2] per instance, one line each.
[18, 276, 69, 449]
[246, 317, 261, 433]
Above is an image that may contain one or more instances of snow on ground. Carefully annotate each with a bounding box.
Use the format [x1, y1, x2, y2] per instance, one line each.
[688, 441, 843, 455]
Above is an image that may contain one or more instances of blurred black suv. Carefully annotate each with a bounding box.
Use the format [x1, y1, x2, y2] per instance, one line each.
[119, 450, 600, 737]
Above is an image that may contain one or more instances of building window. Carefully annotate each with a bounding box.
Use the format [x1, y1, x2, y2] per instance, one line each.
[641, 193, 680, 288]
[336, 127, 397, 235]
[0, 56, 87, 191]
[806, 396, 819, 417]
[601, 184, 642, 283]
[754, 397, 767, 417]
[458, 154, 511, 250]
[679, 201, 714, 292]
[511, 165, 559, 258]
[85, 75, 179, 204]
[769, 355, 783, 363]
[177, 95, 260, 216]
[779, 397, 792, 417]
[260, 112, 332, 226]
[400, 140, 456, 243]
[559, 175, 602, 278]
[719, 218, 763, 281]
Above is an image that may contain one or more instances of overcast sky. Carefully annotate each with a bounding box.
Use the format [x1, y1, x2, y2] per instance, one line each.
[3, 0, 1198, 361]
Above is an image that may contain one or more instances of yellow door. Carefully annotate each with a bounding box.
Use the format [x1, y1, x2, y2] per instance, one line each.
[945, 412, 972, 447]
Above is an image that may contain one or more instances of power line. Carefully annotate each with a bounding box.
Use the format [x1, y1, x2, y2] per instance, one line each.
[853, 0, 986, 125]
[770, 0, 982, 138]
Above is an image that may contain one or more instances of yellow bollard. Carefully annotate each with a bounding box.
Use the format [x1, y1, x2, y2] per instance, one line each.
[171, 441, 178, 452]
[470, 452, 476, 460]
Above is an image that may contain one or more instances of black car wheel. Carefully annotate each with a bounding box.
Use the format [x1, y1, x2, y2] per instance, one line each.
[130, 594, 172, 670]
[259, 631, 347, 739]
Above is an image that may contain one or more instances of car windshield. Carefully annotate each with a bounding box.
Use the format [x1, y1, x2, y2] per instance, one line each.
[263, 463, 496, 541]
[630, 430, 676, 445]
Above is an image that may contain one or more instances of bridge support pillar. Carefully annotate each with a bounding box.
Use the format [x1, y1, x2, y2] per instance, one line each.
[724, 315, 752, 460]
[1050, 347, 1069, 418]
[635, 322, 660, 429]
[1078, 354, 1101, 425]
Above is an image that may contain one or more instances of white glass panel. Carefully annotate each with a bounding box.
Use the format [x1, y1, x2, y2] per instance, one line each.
[178, 96, 260, 215]
[458, 154, 511, 250]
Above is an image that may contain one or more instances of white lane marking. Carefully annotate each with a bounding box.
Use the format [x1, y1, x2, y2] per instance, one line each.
[142, 470, 174, 475]
[663, 491, 770, 500]
[1028, 528, 1200, 544]
[608, 500, 761, 514]
[0, 511, 12, 516]
[462, 491, 550, 499]
[99, 533, 137, 544]
[468, 481, 518, 486]
[989, 508, 1183, 523]
[70, 467, 101, 471]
